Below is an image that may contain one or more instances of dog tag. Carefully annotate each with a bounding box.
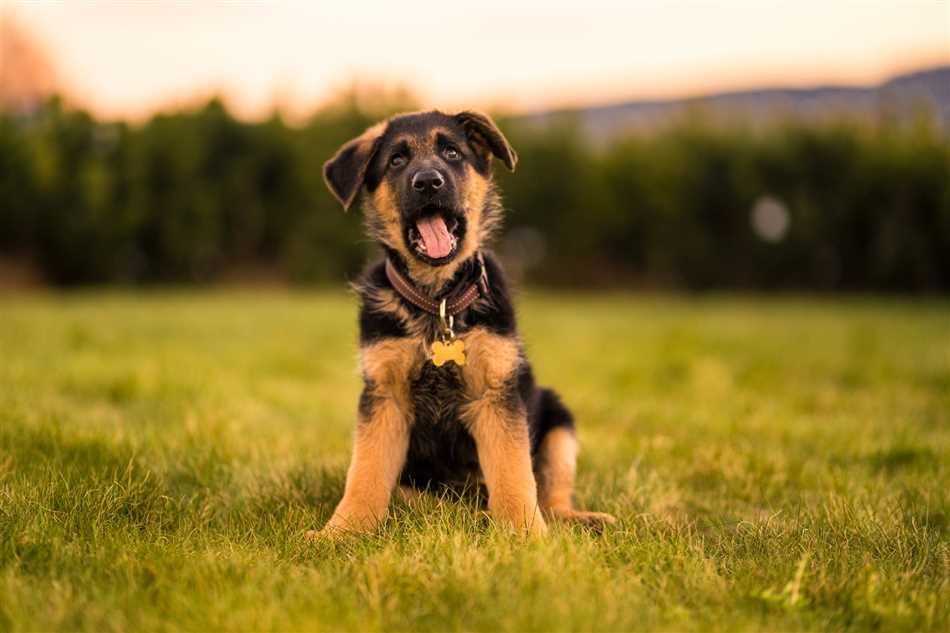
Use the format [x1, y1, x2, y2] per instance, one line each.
[431, 339, 466, 367]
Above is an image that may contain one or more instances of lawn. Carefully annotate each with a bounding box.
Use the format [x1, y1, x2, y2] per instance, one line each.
[0, 291, 947, 632]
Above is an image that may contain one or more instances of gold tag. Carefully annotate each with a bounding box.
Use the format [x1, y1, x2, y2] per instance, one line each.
[431, 339, 466, 367]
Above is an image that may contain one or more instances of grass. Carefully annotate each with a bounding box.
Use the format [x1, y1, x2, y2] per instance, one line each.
[0, 290, 948, 632]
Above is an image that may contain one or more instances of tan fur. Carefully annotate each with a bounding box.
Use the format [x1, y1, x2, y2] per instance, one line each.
[395, 485, 424, 505]
[318, 112, 612, 541]
[367, 180, 404, 253]
[458, 328, 545, 536]
[390, 133, 426, 154]
[427, 127, 454, 143]
[405, 253, 466, 293]
[363, 155, 496, 293]
[460, 328, 520, 397]
[321, 398, 409, 535]
[366, 174, 473, 293]
[360, 337, 424, 409]
[320, 339, 423, 536]
[457, 164, 489, 255]
[537, 428, 617, 528]
[463, 398, 546, 536]
[401, 164, 490, 291]
[537, 427, 577, 511]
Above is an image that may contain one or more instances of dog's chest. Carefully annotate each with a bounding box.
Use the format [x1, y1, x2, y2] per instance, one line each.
[409, 359, 465, 428]
[403, 353, 480, 481]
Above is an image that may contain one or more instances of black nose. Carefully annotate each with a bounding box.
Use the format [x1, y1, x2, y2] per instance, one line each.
[411, 169, 445, 193]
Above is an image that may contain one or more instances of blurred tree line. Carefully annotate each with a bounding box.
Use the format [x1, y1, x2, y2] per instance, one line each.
[1, 92, 948, 291]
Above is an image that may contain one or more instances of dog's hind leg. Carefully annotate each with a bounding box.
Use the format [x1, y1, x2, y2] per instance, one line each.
[534, 390, 616, 530]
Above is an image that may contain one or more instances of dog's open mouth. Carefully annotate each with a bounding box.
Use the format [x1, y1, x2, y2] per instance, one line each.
[406, 207, 464, 264]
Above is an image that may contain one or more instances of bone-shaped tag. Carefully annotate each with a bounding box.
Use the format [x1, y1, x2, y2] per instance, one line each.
[431, 339, 466, 367]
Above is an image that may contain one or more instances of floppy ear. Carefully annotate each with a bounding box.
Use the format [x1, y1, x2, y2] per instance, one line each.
[323, 122, 386, 211]
[455, 111, 518, 172]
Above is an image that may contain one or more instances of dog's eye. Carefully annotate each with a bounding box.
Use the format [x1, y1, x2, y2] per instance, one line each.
[443, 146, 461, 161]
[389, 154, 406, 168]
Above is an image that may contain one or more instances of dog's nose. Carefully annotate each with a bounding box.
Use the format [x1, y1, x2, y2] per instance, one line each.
[411, 169, 445, 193]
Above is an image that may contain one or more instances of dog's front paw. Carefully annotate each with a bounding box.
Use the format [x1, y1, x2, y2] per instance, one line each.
[308, 505, 387, 542]
[304, 528, 333, 543]
[490, 503, 548, 538]
[304, 524, 353, 543]
[524, 508, 548, 538]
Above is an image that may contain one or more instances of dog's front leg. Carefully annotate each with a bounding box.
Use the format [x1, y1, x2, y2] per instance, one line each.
[461, 330, 546, 536]
[465, 399, 546, 536]
[321, 395, 409, 536]
[321, 340, 418, 537]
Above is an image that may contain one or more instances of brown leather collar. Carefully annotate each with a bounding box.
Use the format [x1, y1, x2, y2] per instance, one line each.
[384, 253, 488, 316]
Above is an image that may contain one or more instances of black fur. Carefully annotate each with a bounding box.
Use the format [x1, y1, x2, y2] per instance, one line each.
[334, 111, 574, 498]
[324, 131, 383, 211]
[455, 111, 518, 173]
[357, 250, 575, 493]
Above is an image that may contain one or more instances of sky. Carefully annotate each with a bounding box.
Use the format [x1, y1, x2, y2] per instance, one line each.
[4, 0, 949, 120]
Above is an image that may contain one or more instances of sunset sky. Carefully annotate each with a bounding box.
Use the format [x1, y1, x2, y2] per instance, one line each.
[4, 0, 949, 120]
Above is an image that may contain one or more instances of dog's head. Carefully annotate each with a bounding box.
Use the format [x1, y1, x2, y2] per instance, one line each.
[324, 110, 516, 286]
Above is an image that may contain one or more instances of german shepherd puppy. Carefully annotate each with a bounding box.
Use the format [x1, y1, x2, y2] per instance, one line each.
[317, 110, 615, 537]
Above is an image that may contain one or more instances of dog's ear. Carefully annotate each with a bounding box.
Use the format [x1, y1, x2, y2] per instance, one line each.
[323, 122, 386, 211]
[455, 111, 517, 172]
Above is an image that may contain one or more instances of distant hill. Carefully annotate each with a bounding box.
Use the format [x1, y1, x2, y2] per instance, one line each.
[520, 65, 950, 139]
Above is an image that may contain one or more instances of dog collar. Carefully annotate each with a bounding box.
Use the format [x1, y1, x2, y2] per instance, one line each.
[384, 253, 488, 317]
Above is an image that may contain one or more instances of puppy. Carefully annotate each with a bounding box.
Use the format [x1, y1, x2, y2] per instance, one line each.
[317, 110, 615, 537]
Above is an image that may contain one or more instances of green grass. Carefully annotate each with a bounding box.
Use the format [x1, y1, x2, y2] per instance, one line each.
[0, 291, 948, 632]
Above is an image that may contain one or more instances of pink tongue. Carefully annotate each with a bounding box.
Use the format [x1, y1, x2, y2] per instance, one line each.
[416, 216, 453, 258]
